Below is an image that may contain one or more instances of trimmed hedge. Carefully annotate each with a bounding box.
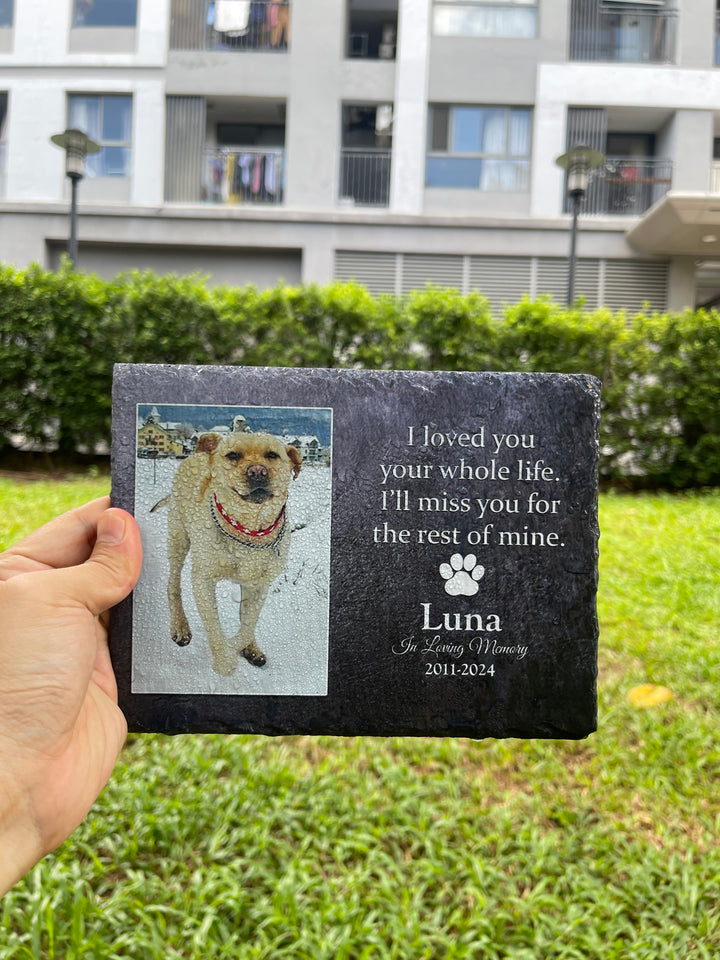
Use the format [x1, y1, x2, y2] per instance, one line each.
[0, 263, 718, 487]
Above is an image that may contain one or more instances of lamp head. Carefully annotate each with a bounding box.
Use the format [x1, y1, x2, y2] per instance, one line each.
[50, 127, 101, 180]
[556, 144, 605, 198]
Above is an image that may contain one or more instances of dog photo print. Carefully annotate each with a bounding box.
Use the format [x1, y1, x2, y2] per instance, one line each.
[132, 403, 332, 696]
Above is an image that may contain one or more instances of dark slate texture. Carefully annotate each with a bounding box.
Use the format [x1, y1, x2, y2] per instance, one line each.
[111, 363, 600, 739]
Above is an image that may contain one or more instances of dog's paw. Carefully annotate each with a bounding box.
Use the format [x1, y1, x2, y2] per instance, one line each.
[241, 646, 267, 668]
[439, 553, 485, 597]
[171, 627, 192, 647]
[211, 649, 240, 676]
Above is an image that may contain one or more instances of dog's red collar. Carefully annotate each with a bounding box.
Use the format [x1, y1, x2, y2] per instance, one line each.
[212, 494, 286, 540]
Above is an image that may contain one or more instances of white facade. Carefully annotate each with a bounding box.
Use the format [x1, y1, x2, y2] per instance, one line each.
[1, 0, 720, 309]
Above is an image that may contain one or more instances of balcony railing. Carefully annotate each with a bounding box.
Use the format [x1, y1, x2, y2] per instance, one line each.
[574, 158, 672, 216]
[570, 1, 676, 63]
[170, 0, 290, 52]
[339, 149, 391, 207]
[202, 149, 284, 205]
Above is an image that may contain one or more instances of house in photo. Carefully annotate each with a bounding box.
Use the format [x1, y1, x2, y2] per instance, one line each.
[284, 434, 323, 463]
[137, 406, 186, 456]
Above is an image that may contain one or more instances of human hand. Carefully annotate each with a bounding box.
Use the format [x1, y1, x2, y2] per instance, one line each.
[0, 497, 142, 895]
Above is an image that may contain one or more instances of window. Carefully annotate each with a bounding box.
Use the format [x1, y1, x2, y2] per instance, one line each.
[73, 0, 137, 27]
[426, 105, 531, 190]
[433, 0, 537, 39]
[69, 95, 132, 177]
[0, 0, 12, 27]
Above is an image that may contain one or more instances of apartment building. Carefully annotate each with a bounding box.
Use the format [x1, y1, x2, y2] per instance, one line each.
[1, 0, 720, 310]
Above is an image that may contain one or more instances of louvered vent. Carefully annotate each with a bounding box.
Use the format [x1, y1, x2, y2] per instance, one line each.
[401, 255, 464, 294]
[574, 260, 601, 309]
[170, 0, 208, 49]
[603, 261, 669, 312]
[165, 96, 206, 202]
[334, 251, 398, 295]
[468, 256, 532, 312]
[536, 258, 568, 303]
[536, 258, 600, 307]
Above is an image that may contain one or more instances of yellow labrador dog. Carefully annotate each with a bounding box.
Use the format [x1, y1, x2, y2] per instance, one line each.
[152, 431, 302, 676]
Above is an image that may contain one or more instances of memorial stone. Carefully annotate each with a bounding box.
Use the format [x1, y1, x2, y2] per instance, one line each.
[111, 364, 600, 738]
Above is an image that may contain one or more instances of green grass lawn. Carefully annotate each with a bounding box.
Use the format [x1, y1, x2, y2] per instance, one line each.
[1, 477, 719, 958]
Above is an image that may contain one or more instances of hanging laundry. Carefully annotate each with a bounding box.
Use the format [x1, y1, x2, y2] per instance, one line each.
[214, 0, 250, 35]
[226, 154, 239, 203]
[267, 1, 278, 32]
[232, 155, 245, 196]
[252, 154, 264, 196]
[204, 156, 225, 203]
[270, 1, 289, 47]
[248, 0, 267, 46]
[264, 152, 282, 196]
[239, 153, 253, 190]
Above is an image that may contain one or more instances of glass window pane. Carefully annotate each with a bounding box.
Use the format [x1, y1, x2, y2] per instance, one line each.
[0, 0, 13, 27]
[509, 108, 531, 156]
[452, 107, 481, 153]
[478, 109, 506, 154]
[102, 96, 132, 141]
[480, 158, 529, 190]
[74, 0, 137, 27]
[426, 156, 482, 188]
[83, 152, 102, 178]
[430, 106, 449, 151]
[69, 95, 131, 177]
[434, 4, 536, 39]
[69, 97, 101, 139]
[99, 145, 130, 176]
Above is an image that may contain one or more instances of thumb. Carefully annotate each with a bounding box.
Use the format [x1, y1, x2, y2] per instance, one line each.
[58, 508, 143, 617]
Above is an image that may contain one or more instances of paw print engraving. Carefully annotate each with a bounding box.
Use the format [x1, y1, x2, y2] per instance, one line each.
[439, 553, 485, 597]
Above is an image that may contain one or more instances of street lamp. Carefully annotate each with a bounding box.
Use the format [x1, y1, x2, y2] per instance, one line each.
[50, 128, 100, 268]
[555, 144, 605, 306]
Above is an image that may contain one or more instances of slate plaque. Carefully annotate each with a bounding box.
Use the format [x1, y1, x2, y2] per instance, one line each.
[110, 364, 600, 738]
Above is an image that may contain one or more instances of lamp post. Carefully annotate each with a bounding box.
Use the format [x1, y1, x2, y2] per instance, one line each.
[555, 145, 605, 306]
[50, 128, 100, 268]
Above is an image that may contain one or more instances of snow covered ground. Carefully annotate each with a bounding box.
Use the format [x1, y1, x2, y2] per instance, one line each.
[132, 456, 332, 696]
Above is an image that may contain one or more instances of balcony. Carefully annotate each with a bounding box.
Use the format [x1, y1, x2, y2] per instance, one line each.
[339, 149, 392, 207]
[576, 158, 672, 216]
[202, 148, 284, 205]
[346, 0, 397, 59]
[170, 0, 290, 52]
[569, 1, 676, 64]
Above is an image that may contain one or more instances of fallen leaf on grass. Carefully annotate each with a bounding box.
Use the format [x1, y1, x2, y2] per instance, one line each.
[627, 684, 673, 708]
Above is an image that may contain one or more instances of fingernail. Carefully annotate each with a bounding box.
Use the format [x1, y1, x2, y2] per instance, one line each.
[97, 511, 126, 545]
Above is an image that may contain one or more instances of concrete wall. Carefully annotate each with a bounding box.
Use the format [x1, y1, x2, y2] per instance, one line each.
[656, 109, 714, 191]
[390, 0, 430, 215]
[676, 0, 716, 69]
[47, 241, 303, 287]
[1, 0, 168, 65]
[428, 0, 568, 104]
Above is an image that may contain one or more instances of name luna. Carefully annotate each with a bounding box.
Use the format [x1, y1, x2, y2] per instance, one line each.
[421, 602, 502, 633]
